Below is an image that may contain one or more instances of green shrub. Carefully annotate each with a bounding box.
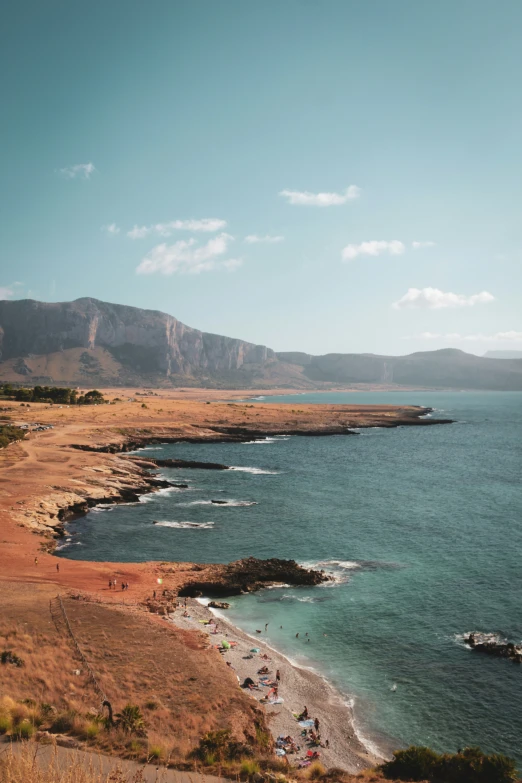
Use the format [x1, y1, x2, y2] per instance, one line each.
[191, 729, 251, 763]
[1, 650, 24, 666]
[115, 704, 145, 735]
[14, 721, 34, 740]
[381, 745, 518, 783]
[240, 759, 260, 778]
[308, 761, 327, 780]
[84, 722, 100, 740]
[144, 700, 158, 710]
[50, 711, 77, 734]
[127, 738, 145, 756]
[148, 745, 165, 761]
[0, 715, 11, 734]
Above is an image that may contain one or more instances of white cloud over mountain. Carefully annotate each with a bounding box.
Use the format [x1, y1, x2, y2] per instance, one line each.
[416, 331, 522, 342]
[393, 288, 495, 309]
[136, 233, 240, 275]
[279, 186, 360, 206]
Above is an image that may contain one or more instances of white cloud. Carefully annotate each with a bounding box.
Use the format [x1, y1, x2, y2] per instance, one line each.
[342, 240, 405, 261]
[0, 286, 13, 299]
[58, 162, 96, 179]
[102, 223, 120, 235]
[127, 218, 227, 239]
[244, 234, 284, 244]
[279, 185, 361, 206]
[136, 233, 240, 275]
[127, 225, 150, 239]
[412, 241, 436, 249]
[393, 287, 495, 310]
[414, 331, 522, 343]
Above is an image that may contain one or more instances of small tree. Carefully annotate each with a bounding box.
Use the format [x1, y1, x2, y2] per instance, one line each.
[115, 704, 145, 735]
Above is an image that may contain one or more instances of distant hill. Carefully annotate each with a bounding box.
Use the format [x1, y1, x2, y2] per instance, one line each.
[277, 349, 522, 391]
[484, 350, 522, 359]
[1, 298, 521, 390]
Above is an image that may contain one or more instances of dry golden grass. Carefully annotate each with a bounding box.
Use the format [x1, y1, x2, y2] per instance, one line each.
[0, 582, 267, 768]
[0, 743, 146, 783]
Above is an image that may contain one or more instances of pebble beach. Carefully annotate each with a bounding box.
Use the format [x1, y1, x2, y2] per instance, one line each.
[171, 598, 381, 774]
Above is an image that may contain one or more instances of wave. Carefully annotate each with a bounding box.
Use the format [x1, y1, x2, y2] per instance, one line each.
[229, 466, 279, 475]
[177, 499, 257, 507]
[302, 559, 361, 572]
[55, 540, 84, 551]
[139, 486, 183, 503]
[153, 521, 215, 529]
[242, 438, 278, 444]
[281, 594, 327, 604]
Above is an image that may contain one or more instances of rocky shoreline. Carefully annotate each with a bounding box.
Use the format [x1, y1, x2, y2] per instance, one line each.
[29, 404, 454, 546]
[68, 408, 454, 455]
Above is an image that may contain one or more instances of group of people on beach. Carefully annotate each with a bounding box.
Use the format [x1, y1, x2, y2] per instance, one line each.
[108, 579, 129, 591]
[170, 599, 332, 766]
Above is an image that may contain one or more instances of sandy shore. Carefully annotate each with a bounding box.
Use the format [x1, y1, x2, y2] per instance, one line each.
[172, 598, 382, 774]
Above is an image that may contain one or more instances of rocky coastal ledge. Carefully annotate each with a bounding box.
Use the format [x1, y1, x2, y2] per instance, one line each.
[465, 632, 522, 663]
[68, 406, 453, 455]
[176, 557, 331, 597]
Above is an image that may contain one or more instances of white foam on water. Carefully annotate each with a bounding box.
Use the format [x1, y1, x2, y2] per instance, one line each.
[153, 520, 215, 529]
[282, 594, 318, 603]
[139, 486, 183, 503]
[229, 466, 279, 475]
[241, 438, 278, 444]
[178, 499, 257, 507]
[55, 540, 83, 551]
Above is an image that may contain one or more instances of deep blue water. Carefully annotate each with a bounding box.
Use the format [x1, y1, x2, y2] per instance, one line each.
[60, 392, 522, 763]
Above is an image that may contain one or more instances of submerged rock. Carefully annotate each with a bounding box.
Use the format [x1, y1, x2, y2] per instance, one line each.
[465, 632, 522, 663]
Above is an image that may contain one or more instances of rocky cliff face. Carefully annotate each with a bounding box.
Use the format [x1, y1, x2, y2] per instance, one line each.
[0, 298, 274, 377]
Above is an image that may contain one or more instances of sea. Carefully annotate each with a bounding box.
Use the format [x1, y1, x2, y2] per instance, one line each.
[59, 391, 522, 764]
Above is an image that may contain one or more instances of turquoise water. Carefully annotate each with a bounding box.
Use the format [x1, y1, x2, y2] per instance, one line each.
[60, 392, 522, 763]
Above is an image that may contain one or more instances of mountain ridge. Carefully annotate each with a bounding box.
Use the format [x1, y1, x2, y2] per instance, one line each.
[0, 297, 521, 391]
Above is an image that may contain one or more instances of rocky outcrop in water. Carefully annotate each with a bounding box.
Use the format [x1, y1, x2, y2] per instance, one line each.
[177, 557, 331, 597]
[465, 633, 522, 663]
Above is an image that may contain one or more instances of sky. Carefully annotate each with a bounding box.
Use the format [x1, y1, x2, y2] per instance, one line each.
[1, 0, 521, 356]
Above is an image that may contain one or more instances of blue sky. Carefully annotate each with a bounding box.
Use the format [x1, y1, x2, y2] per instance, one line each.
[1, 0, 521, 355]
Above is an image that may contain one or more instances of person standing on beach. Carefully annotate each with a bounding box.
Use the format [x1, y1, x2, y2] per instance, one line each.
[276, 669, 281, 683]
[56, 563, 59, 572]
[314, 717, 320, 732]
[34, 557, 38, 565]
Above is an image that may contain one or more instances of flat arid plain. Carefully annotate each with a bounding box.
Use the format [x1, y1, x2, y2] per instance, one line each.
[0, 389, 451, 776]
